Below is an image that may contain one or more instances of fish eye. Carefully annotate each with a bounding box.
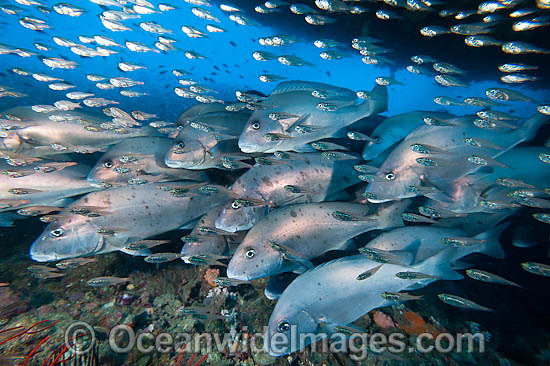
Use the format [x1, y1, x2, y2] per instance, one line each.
[277, 321, 290, 332]
[244, 247, 256, 259]
[231, 200, 241, 209]
[177, 142, 185, 149]
[251, 121, 261, 130]
[385, 172, 395, 181]
[49, 228, 64, 238]
[374, 137, 382, 144]
[103, 160, 113, 168]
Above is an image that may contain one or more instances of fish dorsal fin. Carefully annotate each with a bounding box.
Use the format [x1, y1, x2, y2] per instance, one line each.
[271, 80, 356, 99]
[390, 250, 415, 266]
[403, 124, 441, 142]
[178, 103, 227, 122]
[396, 239, 421, 264]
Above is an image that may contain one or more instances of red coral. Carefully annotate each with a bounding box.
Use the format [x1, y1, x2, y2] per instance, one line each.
[176, 344, 208, 366]
[396, 311, 442, 336]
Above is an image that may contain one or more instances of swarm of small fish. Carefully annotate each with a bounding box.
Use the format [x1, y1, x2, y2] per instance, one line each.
[3, 78, 548, 357]
[0, 0, 549, 360]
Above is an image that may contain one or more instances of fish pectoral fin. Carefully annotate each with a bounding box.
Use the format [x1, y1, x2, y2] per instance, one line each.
[177, 218, 200, 230]
[418, 177, 457, 204]
[332, 210, 374, 222]
[19, 136, 44, 146]
[277, 194, 305, 207]
[422, 191, 456, 204]
[283, 254, 314, 270]
[294, 123, 326, 133]
[120, 247, 152, 256]
[292, 267, 307, 275]
[291, 144, 316, 153]
[280, 113, 310, 131]
[451, 259, 472, 270]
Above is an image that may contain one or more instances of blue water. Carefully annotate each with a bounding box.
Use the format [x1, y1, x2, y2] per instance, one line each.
[1, 0, 547, 120]
[1, 1, 550, 365]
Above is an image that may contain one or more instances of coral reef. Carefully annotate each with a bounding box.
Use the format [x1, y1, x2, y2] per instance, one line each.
[0, 241, 543, 366]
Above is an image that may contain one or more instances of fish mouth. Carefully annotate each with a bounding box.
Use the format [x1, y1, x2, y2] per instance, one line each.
[237, 142, 259, 154]
[29, 235, 59, 262]
[166, 143, 207, 169]
[86, 177, 106, 188]
[366, 197, 392, 204]
[364, 188, 396, 203]
[164, 157, 185, 168]
[29, 252, 58, 262]
[226, 264, 251, 281]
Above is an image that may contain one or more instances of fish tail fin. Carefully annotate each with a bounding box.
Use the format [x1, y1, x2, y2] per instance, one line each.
[520, 113, 548, 142]
[354, 84, 388, 121]
[415, 250, 464, 281]
[367, 84, 388, 114]
[474, 222, 508, 259]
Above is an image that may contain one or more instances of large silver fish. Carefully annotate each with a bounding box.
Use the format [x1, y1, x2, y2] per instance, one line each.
[170, 139, 250, 171]
[264, 250, 466, 356]
[214, 153, 361, 232]
[227, 201, 407, 280]
[0, 106, 154, 155]
[164, 106, 250, 169]
[362, 111, 452, 161]
[237, 80, 388, 153]
[87, 136, 205, 187]
[29, 182, 232, 261]
[365, 113, 547, 203]
[181, 206, 242, 257]
[365, 223, 507, 264]
[425, 147, 550, 214]
[0, 162, 96, 211]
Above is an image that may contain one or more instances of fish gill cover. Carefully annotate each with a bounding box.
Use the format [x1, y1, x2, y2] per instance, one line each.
[0, 0, 549, 365]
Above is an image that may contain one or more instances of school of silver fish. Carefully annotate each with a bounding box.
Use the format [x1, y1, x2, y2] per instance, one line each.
[0, 0, 549, 358]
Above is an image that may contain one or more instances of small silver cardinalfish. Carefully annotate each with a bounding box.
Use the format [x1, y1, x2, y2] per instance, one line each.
[465, 269, 521, 287]
[438, 293, 493, 311]
[87, 276, 129, 287]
